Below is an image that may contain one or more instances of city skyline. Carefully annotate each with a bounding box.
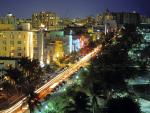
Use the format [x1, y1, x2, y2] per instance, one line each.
[0, 0, 150, 18]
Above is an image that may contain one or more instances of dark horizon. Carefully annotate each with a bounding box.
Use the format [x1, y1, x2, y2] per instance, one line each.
[0, 0, 150, 18]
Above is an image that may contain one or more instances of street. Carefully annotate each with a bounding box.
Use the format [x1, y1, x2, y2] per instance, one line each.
[0, 45, 102, 113]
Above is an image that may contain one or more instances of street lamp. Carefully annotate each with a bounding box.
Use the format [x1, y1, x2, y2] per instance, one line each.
[45, 105, 48, 109]
[45, 105, 48, 113]
[76, 76, 79, 79]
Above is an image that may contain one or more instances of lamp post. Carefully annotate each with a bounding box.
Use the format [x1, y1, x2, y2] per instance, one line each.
[45, 105, 48, 113]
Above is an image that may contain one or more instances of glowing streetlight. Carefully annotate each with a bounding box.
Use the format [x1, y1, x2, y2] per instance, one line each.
[40, 23, 45, 28]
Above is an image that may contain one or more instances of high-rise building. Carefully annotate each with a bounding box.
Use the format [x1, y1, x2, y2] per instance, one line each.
[96, 10, 140, 26]
[36, 30, 65, 64]
[0, 13, 16, 25]
[53, 40, 64, 61]
[0, 13, 16, 30]
[96, 10, 117, 34]
[96, 15, 103, 25]
[96, 9, 114, 25]
[32, 11, 63, 30]
[0, 31, 37, 60]
[140, 15, 150, 24]
[112, 12, 140, 25]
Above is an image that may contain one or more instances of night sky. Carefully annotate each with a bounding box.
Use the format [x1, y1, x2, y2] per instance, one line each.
[0, 0, 150, 18]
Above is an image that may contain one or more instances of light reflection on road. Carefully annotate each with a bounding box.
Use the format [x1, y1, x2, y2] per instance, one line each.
[0, 45, 102, 113]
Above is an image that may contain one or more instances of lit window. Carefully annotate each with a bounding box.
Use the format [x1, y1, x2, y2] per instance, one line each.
[10, 52, 14, 57]
[17, 41, 22, 44]
[17, 53, 22, 56]
[10, 34, 14, 39]
[18, 35, 21, 38]
[17, 47, 21, 50]
[10, 41, 14, 45]
[3, 47, 7, 51]
[3, 40, 6, 45]
[10, 47, 14, 51]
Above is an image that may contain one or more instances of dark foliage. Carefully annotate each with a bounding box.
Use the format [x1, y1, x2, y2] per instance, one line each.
[104, 97, 141, 113]
[64, 91, 91, 113]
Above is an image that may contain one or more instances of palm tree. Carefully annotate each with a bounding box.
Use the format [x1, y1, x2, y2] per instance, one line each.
[4, 68, 25, 95]
[19, 58, 44, 86]
[93, 41, 137, 94]
[27, 91, 41, 113]
[91, 96, 99, 113]
[64, 91, 91, 113]
[104, 96, 141, 113]
[18, 57, 30, 76]
[19, 58, 43, 112]
[1, 81, 15, 97]
[78, 65, 106, 113]
[3, 58, 43, 112]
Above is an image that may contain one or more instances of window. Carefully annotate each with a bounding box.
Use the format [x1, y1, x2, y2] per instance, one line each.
[18, 34, 21, 38]
[10, 41, 14, 45]
[3, 34, 6, 38]
[3, 47, 7, 51]
[3, 40, 6, 45]
[10, 52, 14, 57]
[17, 47, 21, 50]
[0, 34, 3, 38]
[17, 53, 22, 56]
[10, 34, 14, 39]
[10, 47, 14, 51]
[17, 41, 22, 44]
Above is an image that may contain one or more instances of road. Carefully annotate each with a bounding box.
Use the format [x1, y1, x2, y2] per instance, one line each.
[0, 45, 102, 113]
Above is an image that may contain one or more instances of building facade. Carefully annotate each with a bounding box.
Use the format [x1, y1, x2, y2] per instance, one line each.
[53, 40, 64, 61]
[32, 11, 63, 30]
[0, 13, 16, 25]
[140, 15, 150, 24]
[96, 10, 140, 26]
[0, 31, 37, 59]
[112, 12, 140, 25]
[0, 13, 16, 30]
